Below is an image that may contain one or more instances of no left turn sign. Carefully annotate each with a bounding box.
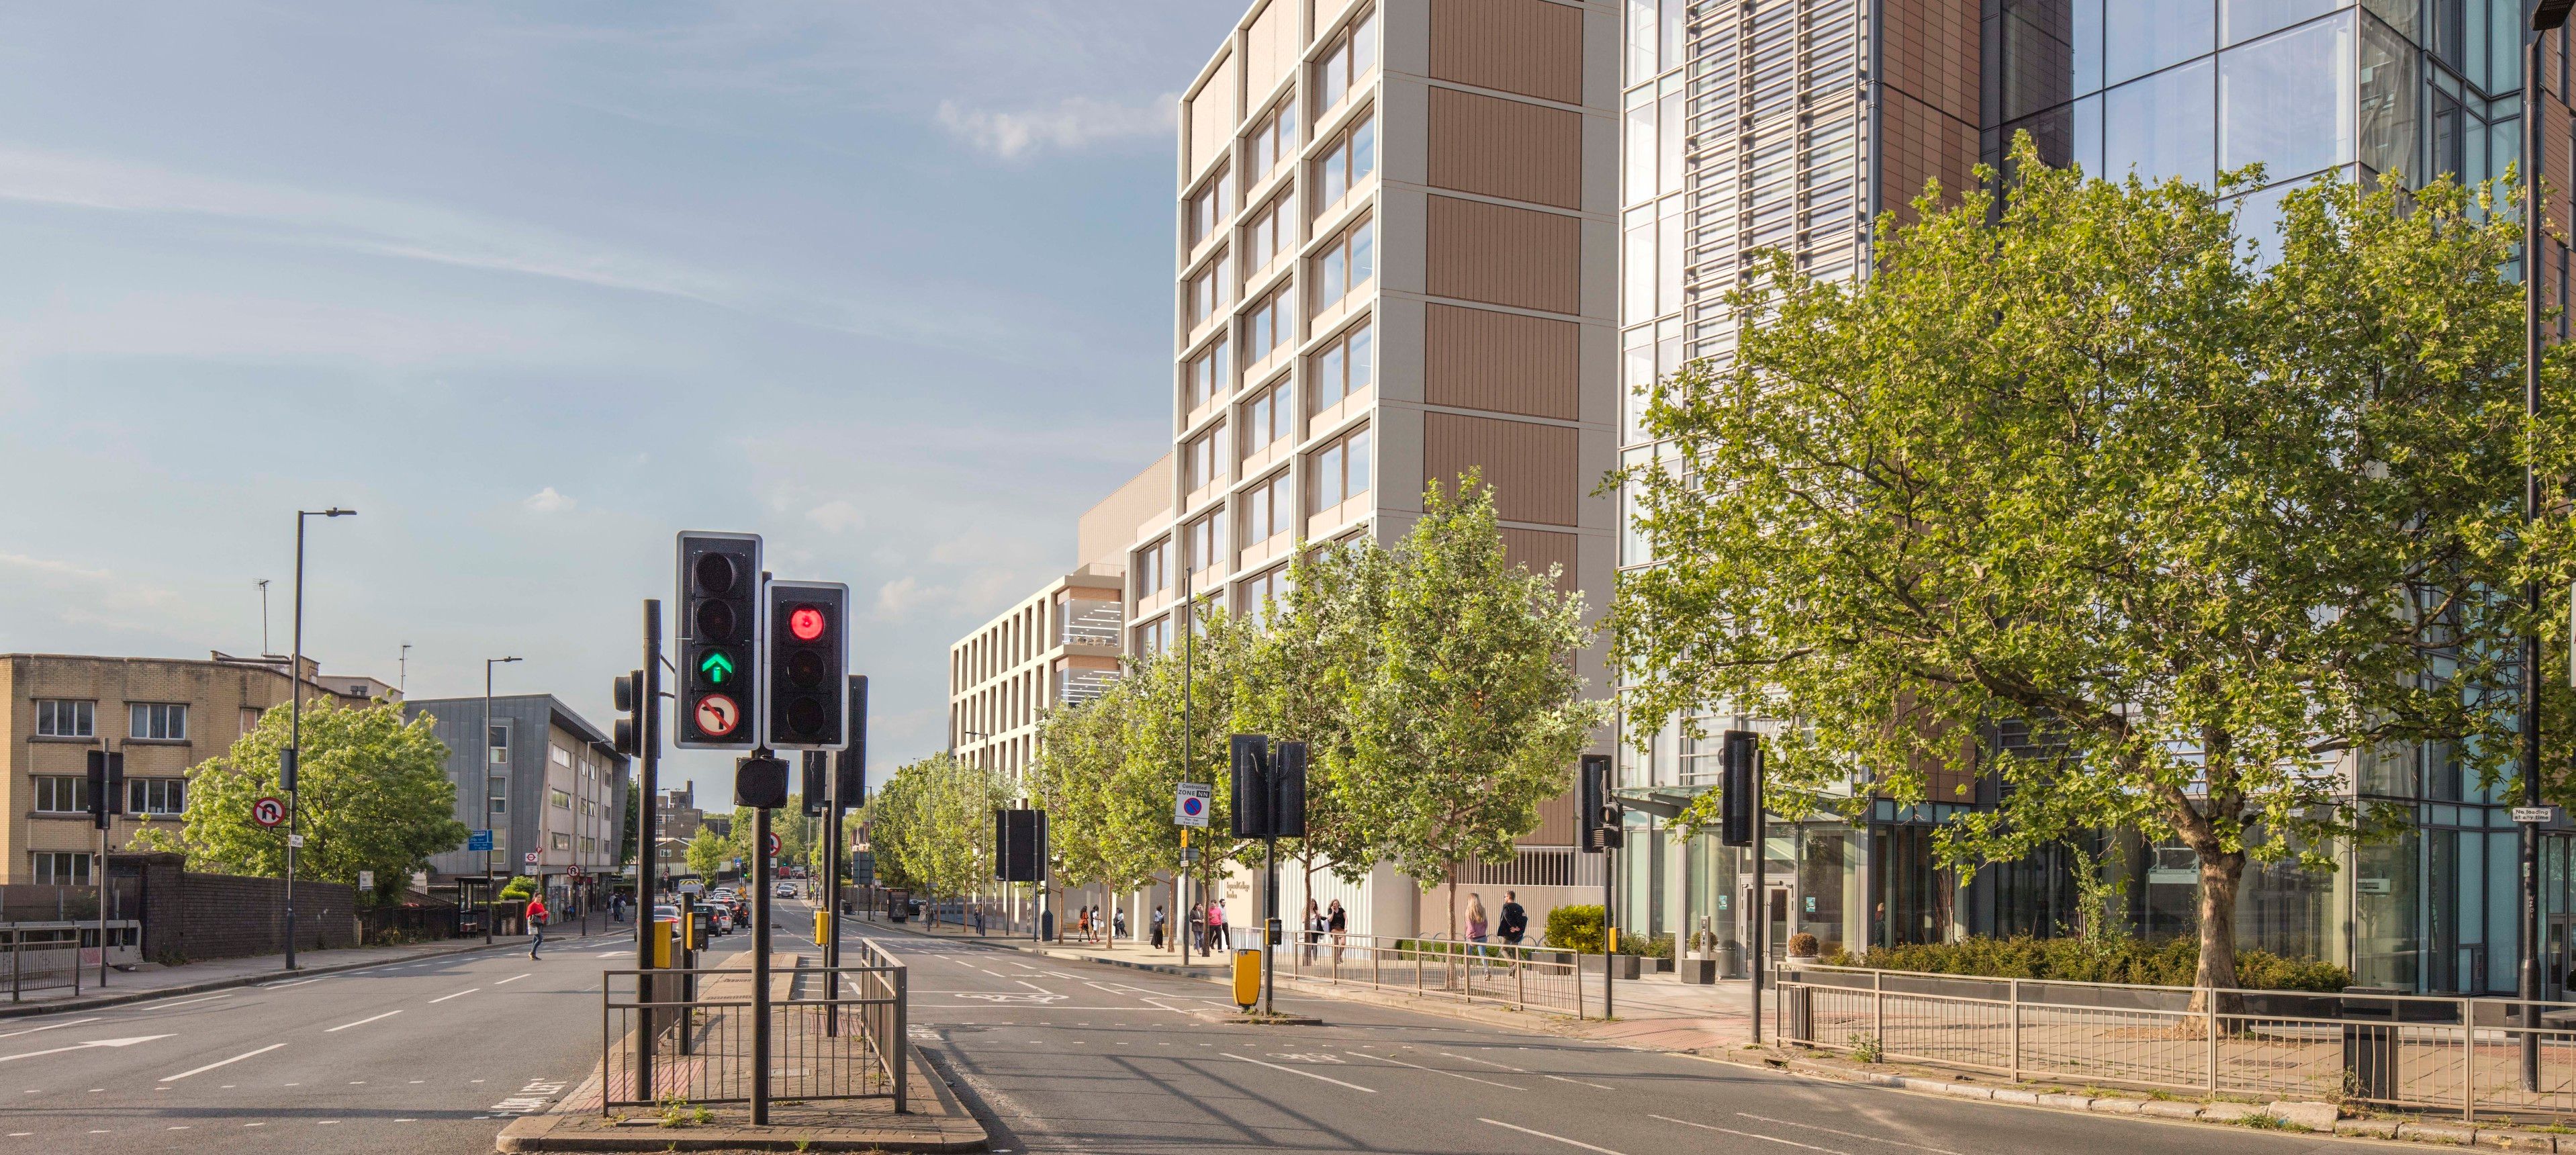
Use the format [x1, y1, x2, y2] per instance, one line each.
[251, 797, 286, 828]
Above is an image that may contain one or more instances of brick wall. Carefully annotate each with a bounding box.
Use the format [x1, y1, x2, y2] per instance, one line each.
[109, 851, 355, 964]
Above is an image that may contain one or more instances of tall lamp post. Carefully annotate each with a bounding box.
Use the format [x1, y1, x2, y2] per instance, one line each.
[285, 506, 355, 972]
[484, 656, 521, 945]
[2526, 0, 2574, 1093]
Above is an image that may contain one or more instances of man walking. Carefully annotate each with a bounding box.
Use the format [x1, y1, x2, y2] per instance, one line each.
[526, 892, 549, 960]
[1499, 890, 1528, 952]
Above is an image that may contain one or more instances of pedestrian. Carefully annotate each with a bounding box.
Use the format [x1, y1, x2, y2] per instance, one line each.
[1499, 890, 1528, 960]
[1113, 907, 1128, 940]
[1206, 900, 1228, 952]
[1151, 904, 1167, 950]
[526, 892, 549, 960]
[1301, 897, 1322, 964]
[1327, 899, 1347, 965]
[1465, 892, 1490, 972]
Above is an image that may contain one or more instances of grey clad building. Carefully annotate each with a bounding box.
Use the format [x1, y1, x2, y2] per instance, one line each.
[1610, 0, 2576, 995]
[404, 693, 629, 912]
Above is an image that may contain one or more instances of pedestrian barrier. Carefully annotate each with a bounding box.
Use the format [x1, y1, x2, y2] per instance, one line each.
[1777, 964, 2576, 1123]
[599, 938, 908, 1114]
[1277, 931, 1587, 1017]
[1, 920, 140, 1001]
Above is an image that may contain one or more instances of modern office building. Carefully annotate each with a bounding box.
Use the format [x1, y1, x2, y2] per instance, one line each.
[1607, 0, 2576, 995]
[0, 652, 382, 886]
[1132, 0, 1623, 937]
[404, 692, 627, 911]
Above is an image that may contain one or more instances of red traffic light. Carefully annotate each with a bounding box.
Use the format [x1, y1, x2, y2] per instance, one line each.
[788, 605, 828, 642]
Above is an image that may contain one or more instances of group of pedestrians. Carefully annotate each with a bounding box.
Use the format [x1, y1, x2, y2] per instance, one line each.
[1068, 905, 1128, 941]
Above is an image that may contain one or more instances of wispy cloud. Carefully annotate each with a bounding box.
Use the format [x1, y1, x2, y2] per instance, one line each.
[522, 487, 577, 514]
[806, 499, 864, 534]
[935, 93, 1177, 160]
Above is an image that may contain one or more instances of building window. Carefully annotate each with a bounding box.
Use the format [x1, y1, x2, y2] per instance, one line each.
[1186, 512, 1228, 575]
[1242, 471, 1295, 545]
[553, 832, 571, 851]
[1186, 338, 1232, 410]
[1312, 426, 1374, 511]
[551, 743, 571, 768]
[1187, 424, 1230, 493]
[129, 702, 188, 741]
[1139, 539, 1170, 596]
[1246, 99, 1299, 185]
[1312, 320, 1373, 413]
[35, 700, 94, 738]
[582, 836, 596, 855]
[32, 851, 88, 886]
[128, 778, 186, 815]
[1244, 284, 1294, 363]
[1135, 614, 1175, 657]
[1314, 116, 1377, 211]
[1187, 250, 1234, 330]
[1240, 567, 1290, 625]
[1187, 167, 1232, 247]
[34, 776, 89, 815]
[1242, 379, 1293, 456]
[551, 788, 572, 811]
[1316, 9, 1379, 115]
[1313, 218, 1375, 315]
[239, 706, 264, 737]
[1244, 192, 1295, 271]
[488, 723, 510, 766]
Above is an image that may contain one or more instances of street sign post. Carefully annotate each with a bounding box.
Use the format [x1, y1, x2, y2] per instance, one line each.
[251, 797, 287, 828]
[1174, 783, 1211, 828]
[2516, 806, 2560, 825]
[766, 831, 782, 860]
[524, 851, 540, 865]
[357, 870, 373, 891]
[467, 829, 493, 851]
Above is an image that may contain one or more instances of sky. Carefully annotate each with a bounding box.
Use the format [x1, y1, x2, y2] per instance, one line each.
[0, 2, 1240, 798]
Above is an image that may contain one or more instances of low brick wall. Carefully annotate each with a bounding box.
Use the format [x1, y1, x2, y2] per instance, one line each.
[109, 852, 356, 964]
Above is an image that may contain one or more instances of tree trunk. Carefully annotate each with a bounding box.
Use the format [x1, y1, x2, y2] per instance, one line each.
[2191, 849, 2246, 1015]
[1446, 863, 1460, 941]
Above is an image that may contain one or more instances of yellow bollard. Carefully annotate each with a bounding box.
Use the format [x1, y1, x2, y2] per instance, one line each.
[651, 917, 675, 968]
[1232, 947, 1262, 1011]
[814, 908, 831, 946]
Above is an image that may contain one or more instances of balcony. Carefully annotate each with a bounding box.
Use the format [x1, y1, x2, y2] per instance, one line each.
[1060, 597, 1123, 650]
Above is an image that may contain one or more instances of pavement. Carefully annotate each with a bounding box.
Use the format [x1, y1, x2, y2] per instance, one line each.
[866, 913, 2348, 1155]
[0, 931, 564, 1019]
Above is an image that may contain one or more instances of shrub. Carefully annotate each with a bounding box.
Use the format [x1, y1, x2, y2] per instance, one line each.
[1787, 932, 1821, 957]
[1547, 904, 1605, 955]
[1831, 935, 2349, 992]
[498, 875, 538, 901]
[1620, 933, 1673, 959]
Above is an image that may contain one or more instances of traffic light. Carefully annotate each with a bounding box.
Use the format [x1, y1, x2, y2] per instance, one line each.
[1270, 741, 1307, 839]
[1719, 730, 1759, 848]
[764, 580, 849, 750]
[676, 531, 762, 750]
[1579, 753, 1619, 852]
[735, 753, 790, 809]
[86, 749, 124, 829]
[995, 808, 1045, 882]
[612, 669, 643, 755]
[801, 751, 828, 817]
[1230, 733, 1271, 839]
[832, 676, 868, 807]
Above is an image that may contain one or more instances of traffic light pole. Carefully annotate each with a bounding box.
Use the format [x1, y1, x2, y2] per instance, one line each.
[1750, 746, 1766, 1046]
[1262, 834, 1277, 1017]
[635, 600, 661, 1107]
[751, 792, 774, 1125]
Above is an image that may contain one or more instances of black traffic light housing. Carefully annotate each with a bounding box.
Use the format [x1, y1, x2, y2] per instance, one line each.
[86, 749, 125, 829]
[734, 753, 790, 809]
[1230, 734, 1271, 839]
[612, 669, 643, 756]
[995, 808, 1046, 882]
[1579, 753, 1619, 851]
[833, 676, 868, 806]
[802, 751, 828, 817]
[675, 531, 762, 750]
[764, 580, 849, 751]
[1270, 741, 1307, 839]
[1719, 729, 1759, 848]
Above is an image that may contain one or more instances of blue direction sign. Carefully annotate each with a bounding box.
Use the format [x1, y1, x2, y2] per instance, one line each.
[467, 829, 494, 852]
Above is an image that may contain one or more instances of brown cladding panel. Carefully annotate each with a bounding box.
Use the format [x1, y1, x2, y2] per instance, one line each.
[1426, 195, 1581, 315]
[1424, 411, 1578, 526]
[1426, 87, 1583, 209]
[1882, 87, 1981, 224]
[1426, 0, 1583, 105]
[1521, 786, 1578, 846]
[1880, 0, 1979, 223]
[1500, 526, 1577, 590]
[1423, 304, 1579, 420]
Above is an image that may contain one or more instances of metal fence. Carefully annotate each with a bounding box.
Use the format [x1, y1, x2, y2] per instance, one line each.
[599, 940, 907, 1114]
[2, 925, 83, 1002]
[1779, 965, 2576, 1122]
[1273, 931, 1588, 1017]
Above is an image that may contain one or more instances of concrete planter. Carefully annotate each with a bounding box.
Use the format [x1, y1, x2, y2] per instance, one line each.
[1579, 954, 1641, 979]
[1680, 958, 1719, 984]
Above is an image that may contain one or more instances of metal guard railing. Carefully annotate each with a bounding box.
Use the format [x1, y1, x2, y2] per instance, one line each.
[599, 943, 907, 1114]
[1269, 931, 1590, 1017]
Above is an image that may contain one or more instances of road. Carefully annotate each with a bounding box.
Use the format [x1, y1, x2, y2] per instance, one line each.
[0, 927, 657, 1155]
[836, 902, 2354, 1155]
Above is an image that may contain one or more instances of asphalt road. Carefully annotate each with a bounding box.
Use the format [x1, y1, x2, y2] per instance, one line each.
[852, 907, 2362, 1155]
[0, 925, 651, 1155]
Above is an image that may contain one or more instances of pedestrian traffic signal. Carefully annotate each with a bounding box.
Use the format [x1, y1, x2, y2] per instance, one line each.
[734, 753, 790, 809]
[1270, 741, 1307, 839]
[612, 669, 643, 756]
[763, 580, 848, 750]
[85, 749, 124, 829]
[1579, 753, 1619, 852]
[1230, 734, 1271, 839]
[832, 676, 868, 807]
[676, 531, 762, 750]
[1719, 730, 1759, 848]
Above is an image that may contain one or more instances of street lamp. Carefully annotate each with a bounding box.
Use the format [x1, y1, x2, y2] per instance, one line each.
[2524, 0, 2571, 1093]
[284, 506, 355, 972]
[485, 656, 521, 945]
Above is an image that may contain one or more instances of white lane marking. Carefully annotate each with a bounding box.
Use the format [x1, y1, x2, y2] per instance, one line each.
[159, 1042, 285, 1082]
[1546, 1073, 1615, 1091]
[259, 977, 325, 989]
[128, 993, 232, 1011]
[324, 1011, 403, 1032]
[1372, 1053, 1519, 1089]
[427, 988, 479, 1003]
[0, 1017, 100, 1040]
[316, 1119, 339, 1125]
[242, 1121, 264, 1127]
[494, 974, 532, 985]
[1440, 1050, 1528, 1072]
[1650, 1114, 1848, 1154]
[0, 1035, 171, 1064]
[1221, 1052, 1376, 1093]
[1482, 1119, 1630, 1154]
[1735, 1114, 1964, 1155]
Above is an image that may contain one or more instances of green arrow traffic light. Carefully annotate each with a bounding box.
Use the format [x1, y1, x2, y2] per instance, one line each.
[698, 649, 737, 685]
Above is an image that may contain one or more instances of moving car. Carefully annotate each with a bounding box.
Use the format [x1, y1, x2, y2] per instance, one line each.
[774, 882, 798, 898]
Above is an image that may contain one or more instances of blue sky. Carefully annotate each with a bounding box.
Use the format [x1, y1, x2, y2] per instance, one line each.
[0, 3, 1237, 797]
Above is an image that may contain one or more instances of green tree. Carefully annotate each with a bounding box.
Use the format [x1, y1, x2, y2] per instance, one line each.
[1613, 140, 2574, 993]
[1248, 537, 1391, 916]
[683, 825, 737, 881]
[870, 752, 1008, 921]
[1342, 475, 1608, 936]
[131, 700, 466, 905]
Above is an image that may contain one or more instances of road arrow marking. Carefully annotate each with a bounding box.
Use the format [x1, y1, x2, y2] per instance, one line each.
[1221, 1052, 1375, 1093]
[324, 1011, 402, 1032]
[0, 1035, 171, 1064]
[160, 1043, 283, 1081]
[0, 1017, 100, 1040]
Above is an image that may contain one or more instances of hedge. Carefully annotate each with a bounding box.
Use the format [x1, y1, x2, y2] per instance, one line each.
[1819, 935, 2350, 992]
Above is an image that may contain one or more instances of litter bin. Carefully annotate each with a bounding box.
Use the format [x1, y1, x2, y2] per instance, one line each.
[1232, 947, 1262, 1011]
[2340, 986, 2405, 1102]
